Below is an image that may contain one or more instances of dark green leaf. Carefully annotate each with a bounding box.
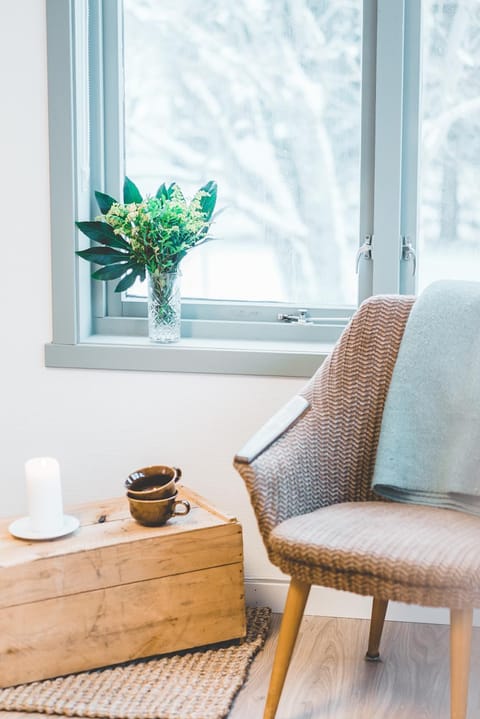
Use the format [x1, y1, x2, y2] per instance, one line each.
[198, 181, 217, 220]
[201, 180, 216, 195]
[123, 176, 143, 204]
[95, 191, 117, 214]
[76, 221, 131, 251]
[156, 182, 177, 200]
[76, 246, 128, 265]
[114, 270, 140, 293]
[155, 183, 168, 200]
[92, 263, 130, 281]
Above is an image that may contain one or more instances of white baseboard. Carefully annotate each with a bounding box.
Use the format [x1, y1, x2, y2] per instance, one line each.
[245, 578, 480, 626]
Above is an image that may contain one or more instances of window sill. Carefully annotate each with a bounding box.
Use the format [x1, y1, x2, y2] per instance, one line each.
[44, 335, 331, 377]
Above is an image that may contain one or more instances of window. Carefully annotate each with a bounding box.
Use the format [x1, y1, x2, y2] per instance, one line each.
[123, 0, 362, 308]
[45, 0, 480, 377]
[417, 0, 480, 290]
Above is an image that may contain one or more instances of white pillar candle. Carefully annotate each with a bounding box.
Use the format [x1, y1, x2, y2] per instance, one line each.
[25, 457, 64, 533]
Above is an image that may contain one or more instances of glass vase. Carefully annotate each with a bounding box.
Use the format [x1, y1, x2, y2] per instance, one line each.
[147, 270, 181, 343]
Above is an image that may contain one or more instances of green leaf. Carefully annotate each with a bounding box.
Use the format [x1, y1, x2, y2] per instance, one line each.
[123, 176, 143, 204]
[198, 181, 217, 220]
[155, 183, 169, 200]
[114, 270, 140, 293]
[95, 191, 117, 214]
[76, 246, 128, 265]
[91, 263, 130, 281]
[201, 180, 216, 195]
[156, 182, 176, 200]
[76, 221, 131, 251]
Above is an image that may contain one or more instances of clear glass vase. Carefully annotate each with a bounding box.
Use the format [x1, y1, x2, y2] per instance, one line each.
[147, 270, 181, 343]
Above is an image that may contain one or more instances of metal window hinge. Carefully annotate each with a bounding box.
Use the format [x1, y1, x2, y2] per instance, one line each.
[355, 234, 373, 273]
[401, 236, 417, 276]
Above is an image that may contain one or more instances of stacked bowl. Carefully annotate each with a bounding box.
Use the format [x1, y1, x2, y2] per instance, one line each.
[125, 466, 190, 526]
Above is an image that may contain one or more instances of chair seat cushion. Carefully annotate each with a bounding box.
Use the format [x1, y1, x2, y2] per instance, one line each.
[269, 502, 480, 607]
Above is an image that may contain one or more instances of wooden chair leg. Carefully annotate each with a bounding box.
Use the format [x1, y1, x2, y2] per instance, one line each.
[365, 597, 388, 661]
[263, 578, 311, 719]
[450, 608, 473, 719]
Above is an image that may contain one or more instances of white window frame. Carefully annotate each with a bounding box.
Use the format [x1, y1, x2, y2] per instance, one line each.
[44, 0, 419, 377]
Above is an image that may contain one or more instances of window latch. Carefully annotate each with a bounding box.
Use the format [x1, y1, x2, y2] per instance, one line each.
[277, 310, 351, 326]
[401, 236, 417, 276]
[278, 309, 311, 324]
[355, 235, 373, 273]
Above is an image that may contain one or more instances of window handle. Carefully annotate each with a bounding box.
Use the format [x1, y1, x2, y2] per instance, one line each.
[278, 309, 310, 324]
[277, 310, 351, 325]
[401, 236, 417, 276]
[355, 235, 373, 273]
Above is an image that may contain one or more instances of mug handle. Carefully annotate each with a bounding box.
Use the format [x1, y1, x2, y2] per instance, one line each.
[173, 499, 190, 516]
[173, 467, 182, 483]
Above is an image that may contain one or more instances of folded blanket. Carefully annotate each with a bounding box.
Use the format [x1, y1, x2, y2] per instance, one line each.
[372, 280, 480, 516]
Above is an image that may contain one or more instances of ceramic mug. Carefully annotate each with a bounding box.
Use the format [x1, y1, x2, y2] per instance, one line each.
[127, 491, 190, 527]
[125, 465, 182, 500]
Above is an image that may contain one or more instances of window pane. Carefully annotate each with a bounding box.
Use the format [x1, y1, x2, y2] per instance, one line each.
[123, 0, 362, 306]
[418, 0, 480, 290]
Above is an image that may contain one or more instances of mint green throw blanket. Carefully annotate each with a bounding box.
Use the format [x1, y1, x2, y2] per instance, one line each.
[372, 280, 480, 516]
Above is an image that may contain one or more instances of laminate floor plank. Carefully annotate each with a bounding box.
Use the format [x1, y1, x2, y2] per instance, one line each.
[229, 614, 480, 719]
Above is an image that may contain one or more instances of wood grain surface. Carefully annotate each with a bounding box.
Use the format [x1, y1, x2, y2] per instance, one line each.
[228, 614, 480, 719]
[0, 490, 246, 687]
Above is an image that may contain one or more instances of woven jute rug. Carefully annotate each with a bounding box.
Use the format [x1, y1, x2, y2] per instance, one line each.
[0, 607, 270, 719]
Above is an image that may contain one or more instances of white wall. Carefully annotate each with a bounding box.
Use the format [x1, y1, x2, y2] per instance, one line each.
[0, 1, 455, 626]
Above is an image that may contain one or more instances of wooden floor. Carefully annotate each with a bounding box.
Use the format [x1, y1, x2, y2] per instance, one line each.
[2, 613, 480, 719]
[229, 613, 480, 719]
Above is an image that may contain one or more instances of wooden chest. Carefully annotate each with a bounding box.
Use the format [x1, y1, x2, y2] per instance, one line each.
[0, 487, 245, 687]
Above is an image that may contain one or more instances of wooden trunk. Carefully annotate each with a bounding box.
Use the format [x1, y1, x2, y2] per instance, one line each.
[0, 487, 246, 687]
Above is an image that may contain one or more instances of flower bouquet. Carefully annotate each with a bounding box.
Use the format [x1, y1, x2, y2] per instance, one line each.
[76, 176, 217, 342]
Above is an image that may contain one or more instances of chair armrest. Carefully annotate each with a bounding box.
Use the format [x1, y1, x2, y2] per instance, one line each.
[235, 395, 310, 464]
[234, 381, 324, 544]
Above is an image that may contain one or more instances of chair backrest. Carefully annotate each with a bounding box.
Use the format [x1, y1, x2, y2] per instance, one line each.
[307, 294, 415, 505]
[235, 295, 415, 543]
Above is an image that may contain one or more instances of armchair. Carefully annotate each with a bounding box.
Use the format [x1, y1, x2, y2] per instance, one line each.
[234, 295, 480, 719]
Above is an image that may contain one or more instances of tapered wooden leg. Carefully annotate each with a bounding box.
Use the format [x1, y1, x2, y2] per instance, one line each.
[450, 608, 473, 719]
[263, 578, 311, 719]
[365, 597, 389, 661]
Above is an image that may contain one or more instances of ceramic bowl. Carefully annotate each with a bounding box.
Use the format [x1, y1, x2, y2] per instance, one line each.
[125, 465, 182, 500]
[127, 491, 190, 526]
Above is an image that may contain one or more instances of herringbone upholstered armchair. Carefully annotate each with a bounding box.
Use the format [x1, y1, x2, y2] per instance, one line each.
[234, 295, 480, 719]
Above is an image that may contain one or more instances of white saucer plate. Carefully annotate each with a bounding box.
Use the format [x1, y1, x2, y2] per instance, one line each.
[8, 515, 80, 541]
